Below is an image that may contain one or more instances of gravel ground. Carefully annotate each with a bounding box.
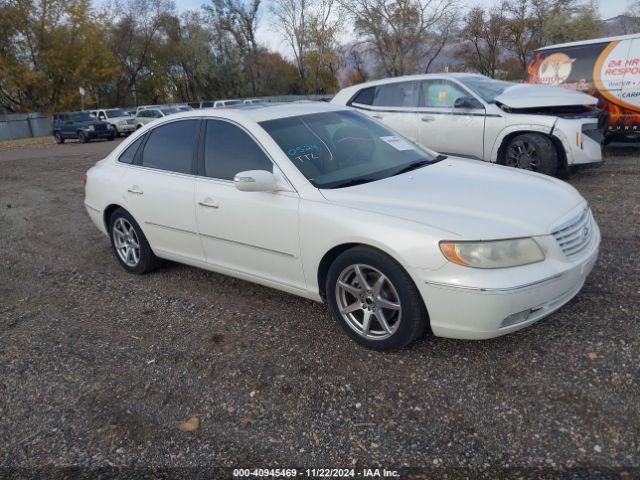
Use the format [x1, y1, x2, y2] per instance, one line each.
[0, 139, 639, 477]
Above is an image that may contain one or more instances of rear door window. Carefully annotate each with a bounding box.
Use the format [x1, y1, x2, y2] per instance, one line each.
[141, 120, 200, 174]
[372, 82, 420, 107]
[118, 135, 145, 164]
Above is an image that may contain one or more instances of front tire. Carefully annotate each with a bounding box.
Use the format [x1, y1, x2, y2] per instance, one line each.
[504, 133, 558, 176]
[326, 246, 428, 350]
[78, 131, 89, 143]
[108, 208, 161, 274]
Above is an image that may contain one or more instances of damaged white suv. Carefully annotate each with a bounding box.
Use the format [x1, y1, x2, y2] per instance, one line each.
[331, 73, 604, 176]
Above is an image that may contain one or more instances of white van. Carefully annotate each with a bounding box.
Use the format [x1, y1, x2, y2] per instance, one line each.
[525, 33, 640, 141]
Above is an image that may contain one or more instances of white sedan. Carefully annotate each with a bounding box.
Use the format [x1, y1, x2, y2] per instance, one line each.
[84, 104, 600, 350]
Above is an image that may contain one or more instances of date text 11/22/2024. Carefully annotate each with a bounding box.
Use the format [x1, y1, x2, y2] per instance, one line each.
[233, 468, 400, 477]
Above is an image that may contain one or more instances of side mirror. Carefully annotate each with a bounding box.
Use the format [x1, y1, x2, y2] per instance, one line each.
[454, 96, 482, 109]
[233, 170, 278, 192]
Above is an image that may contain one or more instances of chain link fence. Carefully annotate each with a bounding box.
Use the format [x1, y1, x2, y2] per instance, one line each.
[0, 94, 335, 142]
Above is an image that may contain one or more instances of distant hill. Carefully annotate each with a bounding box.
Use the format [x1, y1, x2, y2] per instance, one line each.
[602, 15, 640, 36]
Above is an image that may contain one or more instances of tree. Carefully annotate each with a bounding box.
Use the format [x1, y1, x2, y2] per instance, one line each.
[458, 6, 507, 78]
[338, 0, 459, 77]
[0, 0, 119, 113]
[205, 0, 262, 94]
[542, 0, 602, 44]
[270, 0, 310, 87]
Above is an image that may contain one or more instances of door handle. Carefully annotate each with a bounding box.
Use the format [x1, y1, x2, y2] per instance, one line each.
[127, 186, 143, 195]
[198, 198, 219, 209]
[421, 116, 435, 122]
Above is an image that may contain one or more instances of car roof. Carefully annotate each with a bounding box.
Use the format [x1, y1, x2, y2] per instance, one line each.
[347, 72, 482, 88]
[152, 102, 347, 123]
[537, 32, 640, 51]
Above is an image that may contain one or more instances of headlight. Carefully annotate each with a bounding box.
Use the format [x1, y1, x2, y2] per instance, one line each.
[107, 123, 115, 129]
[87, 125, 95, 131]
[439, 238, 544, 269]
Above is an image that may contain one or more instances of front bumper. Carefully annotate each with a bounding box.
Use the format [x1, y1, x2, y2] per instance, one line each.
[414, 227, 600, 340]
[86, 128, 114, 139]
[553, 118, 602, 166]
[116, 123, 135, 134]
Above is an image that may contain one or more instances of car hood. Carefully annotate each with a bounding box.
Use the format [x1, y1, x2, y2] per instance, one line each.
[108, 116, 134, 121]
[495, 84, 598, 109]
[319, 158, 585, 239]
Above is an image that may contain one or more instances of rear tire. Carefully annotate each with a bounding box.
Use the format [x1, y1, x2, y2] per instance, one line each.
[326, 246, 427, 350]
[54, 132, 64, 144]
[78, 131, 89, 143]
[504, 133, 558, 176]
[108, 208, 161, 274]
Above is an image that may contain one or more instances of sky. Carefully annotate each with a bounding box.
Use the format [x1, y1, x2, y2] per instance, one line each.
[168, 0, 632, 56]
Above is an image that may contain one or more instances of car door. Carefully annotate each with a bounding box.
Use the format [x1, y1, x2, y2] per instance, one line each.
[194, 118, 305, 290]
[62, 114, 75, 137]
[350, 81, 420, 142]
[118, 119, 205, 262]
[416, 79, 485, 159]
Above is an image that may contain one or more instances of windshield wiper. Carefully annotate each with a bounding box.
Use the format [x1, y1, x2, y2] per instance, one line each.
[392, 155, 447, 176]
[324, 177, 377, 189]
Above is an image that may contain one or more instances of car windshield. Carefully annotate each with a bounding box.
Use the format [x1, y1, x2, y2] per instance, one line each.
[223, 100, 242, 106]
[260, 110, 442, 189]
[160, 107, 180, 115]
[105, 109, 128, 118]
[72, 113, 94, 122]
[457, 76, 514, 103]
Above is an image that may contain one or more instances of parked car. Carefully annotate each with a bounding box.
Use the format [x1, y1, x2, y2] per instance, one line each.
[52, 111, 115, 143]
[84, 104, 600, 350]
[243, 98, 264, 105]
[90, 108, 136, 136]
[134, 107, 181, 129]
[332, 73, 604, 176]
[213, 99, 243, 108]
[136, 105, 161, 113]
[525, 33, 640, 142]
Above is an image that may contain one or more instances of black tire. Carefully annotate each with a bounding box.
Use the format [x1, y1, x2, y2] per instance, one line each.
[136, 124, 142, 130]
[504, 133, 558, 176]
[108, 208, 161, 274]
[107, 132, 115, 141]
[54, 132, 64, 144]
[78, 131, 89, 143]
[325, 246, 428, 351]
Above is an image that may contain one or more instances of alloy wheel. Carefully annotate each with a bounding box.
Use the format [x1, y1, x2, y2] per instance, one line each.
[335, 264, 402, 340]
[112, 217, 140, 267]
[506, 140, 539, 170]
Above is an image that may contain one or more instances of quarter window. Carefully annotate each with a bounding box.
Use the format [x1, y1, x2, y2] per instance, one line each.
[118, 135, 145, 164]
[351, 87, 375, 106]
[141, 120, 199, 174]
[372, 81, 419, 108]
[203, 120, 272, 180]
[420, 80, 470, 108]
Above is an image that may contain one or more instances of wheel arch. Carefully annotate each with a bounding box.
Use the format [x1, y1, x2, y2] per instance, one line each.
[316, 242, 422, 301]
[103, 203, 125, 232]
[496, 130, 567, 172]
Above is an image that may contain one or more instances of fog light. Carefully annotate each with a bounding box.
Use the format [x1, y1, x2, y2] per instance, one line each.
[501, 309, 532, 328]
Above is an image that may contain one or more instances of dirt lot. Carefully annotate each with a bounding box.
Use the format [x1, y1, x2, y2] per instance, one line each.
[0, 138, 639, 476]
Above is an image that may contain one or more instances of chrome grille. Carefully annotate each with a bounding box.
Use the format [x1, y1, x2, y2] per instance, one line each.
[552, 208, 593, 257]
[126, 118, 135, 125]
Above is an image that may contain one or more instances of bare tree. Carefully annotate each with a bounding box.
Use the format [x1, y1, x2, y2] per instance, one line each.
[338, 0, 459, 77]
[501, 0, 540, 74]
[458, 6, 507, 78]
[270, 0, 309, 85]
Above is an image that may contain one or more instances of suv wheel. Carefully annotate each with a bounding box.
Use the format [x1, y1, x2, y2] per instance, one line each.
[54, 132, 64, 144]
[78, 131, 89, 143]
[108, 208, 161, 274]
[326, 246, 427, 350]
[504, 133, 558, 176]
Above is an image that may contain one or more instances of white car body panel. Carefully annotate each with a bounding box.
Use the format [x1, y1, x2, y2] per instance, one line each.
[84, 104, 600, 341]
[331, 73, 603, 167]
[493, 83, 598, 108]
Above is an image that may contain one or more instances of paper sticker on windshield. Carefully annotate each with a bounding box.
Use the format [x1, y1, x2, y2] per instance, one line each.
[380, 136, 415, 151]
